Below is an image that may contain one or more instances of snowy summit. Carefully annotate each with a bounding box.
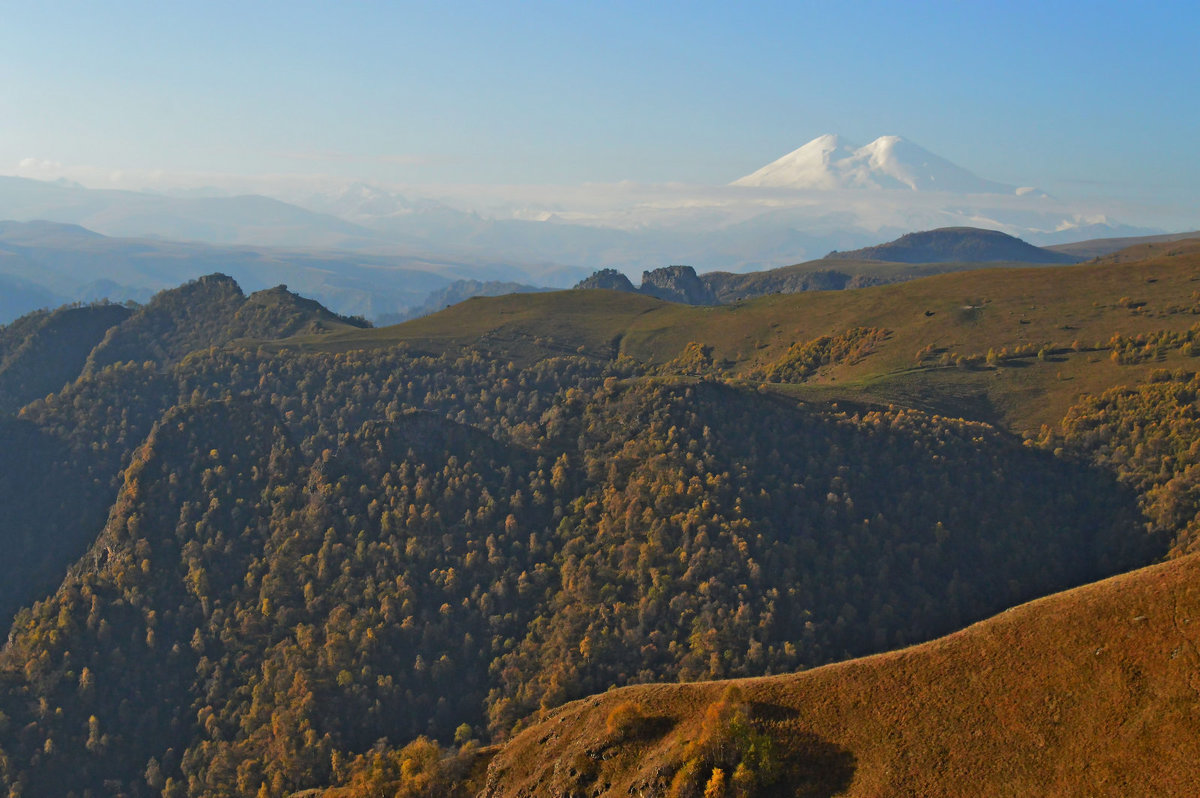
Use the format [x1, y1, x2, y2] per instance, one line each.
[731, 134, 1018, 194]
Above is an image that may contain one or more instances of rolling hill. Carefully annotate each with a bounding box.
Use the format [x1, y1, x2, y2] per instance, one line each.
[275, 238, 1200, 433]
[377, 279, 553, 324]
[2, 241, 1200, 796]
[1046, 229, 1200, 259]
[824, 226, 1079, 264]
[481, 550, 1200, 797]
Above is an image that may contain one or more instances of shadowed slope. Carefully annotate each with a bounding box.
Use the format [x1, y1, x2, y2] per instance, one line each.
[482, 553, 1200, 797]
[0, 398, 296, 797]
[0, 303, 131, 413]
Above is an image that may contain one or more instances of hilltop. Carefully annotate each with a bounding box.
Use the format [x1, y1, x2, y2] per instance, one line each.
[482, 551, 1200, 797]
[83, 274, 370, 373]
[0, 274, 368, 415]
[0, 302, 132, 413]
[573, 265, 718, 305]
[824, 226, 1078, 264]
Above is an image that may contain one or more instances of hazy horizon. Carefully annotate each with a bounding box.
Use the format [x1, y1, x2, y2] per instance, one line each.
[1, 1, 1197, 233]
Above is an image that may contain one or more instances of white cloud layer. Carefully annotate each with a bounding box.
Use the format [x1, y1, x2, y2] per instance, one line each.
[6, 152, 1196, 274]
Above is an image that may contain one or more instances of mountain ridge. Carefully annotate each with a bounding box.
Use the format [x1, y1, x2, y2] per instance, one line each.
[0, 218, 469, 323]
[570, 226, 1083, 306]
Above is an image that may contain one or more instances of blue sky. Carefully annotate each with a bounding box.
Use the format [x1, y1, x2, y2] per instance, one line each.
[2, 1, 1197, 213]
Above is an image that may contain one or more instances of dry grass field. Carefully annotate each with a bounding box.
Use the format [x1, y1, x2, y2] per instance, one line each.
[481, 552, 1200, 797]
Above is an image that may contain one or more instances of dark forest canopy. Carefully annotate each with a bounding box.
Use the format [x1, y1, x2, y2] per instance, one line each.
[0, 262, 1198, 797]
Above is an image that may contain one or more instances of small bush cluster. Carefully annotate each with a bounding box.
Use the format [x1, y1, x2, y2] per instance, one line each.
[668, 687, 778, 798]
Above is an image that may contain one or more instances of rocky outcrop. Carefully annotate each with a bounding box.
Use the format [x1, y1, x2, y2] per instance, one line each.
[573, 268, 638, 293]
[639, 265, 717, 305]
[574, 265, 716, 305]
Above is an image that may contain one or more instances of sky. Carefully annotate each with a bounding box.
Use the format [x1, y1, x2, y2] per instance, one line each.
[2, 0, 1198, 220]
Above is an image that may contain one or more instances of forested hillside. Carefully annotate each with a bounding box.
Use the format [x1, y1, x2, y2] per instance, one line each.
[484, 543, 1200, 798]
[0, 302, 131, 413]
[83, 274, 369, 373]
[0, 254, 1198, 796]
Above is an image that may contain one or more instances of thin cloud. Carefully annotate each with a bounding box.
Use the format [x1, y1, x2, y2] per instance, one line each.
[17, 157, 64, 172]
[10, 158, 363, 197]
[5, 157, 1189, 235]
[274, 150, 447, 168]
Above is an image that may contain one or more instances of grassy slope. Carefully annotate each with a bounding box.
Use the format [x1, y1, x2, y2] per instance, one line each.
[266, 243, 1200, 432]
[1047, 230, 1200, 259]
[1089, 237, 1200, 265]
[482, 552, 1200, 797]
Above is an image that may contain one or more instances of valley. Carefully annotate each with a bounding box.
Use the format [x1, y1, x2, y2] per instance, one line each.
[7, 4, 1198, 796]
[0, 238, 1198, 796]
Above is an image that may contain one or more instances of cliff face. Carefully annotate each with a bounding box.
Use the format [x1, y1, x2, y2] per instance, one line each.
[639, 265, 717, 305]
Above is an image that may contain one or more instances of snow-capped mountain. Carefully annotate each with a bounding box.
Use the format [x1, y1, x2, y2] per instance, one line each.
[731, 134, 1023, 194]
[0, 134, 1162, 312]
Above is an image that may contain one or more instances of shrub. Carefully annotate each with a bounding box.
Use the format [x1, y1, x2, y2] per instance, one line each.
[669, 687, 779, 798]
[606, 700, 652, 740]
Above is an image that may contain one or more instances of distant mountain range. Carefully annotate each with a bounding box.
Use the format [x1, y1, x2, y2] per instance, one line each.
[0, 136, 1189, 326]
[0, 175, 382, 250]
[0, 219, 542, 324]
[0, 132, 1177, 278]
[2, 219, 1193, 327]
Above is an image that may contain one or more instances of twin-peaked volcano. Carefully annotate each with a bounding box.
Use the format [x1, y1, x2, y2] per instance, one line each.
[732, 133, 1025, 194]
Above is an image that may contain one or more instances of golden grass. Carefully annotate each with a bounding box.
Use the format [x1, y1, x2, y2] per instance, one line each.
[258, 246, 1200, 434]
[482, 554, 1200, 797]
